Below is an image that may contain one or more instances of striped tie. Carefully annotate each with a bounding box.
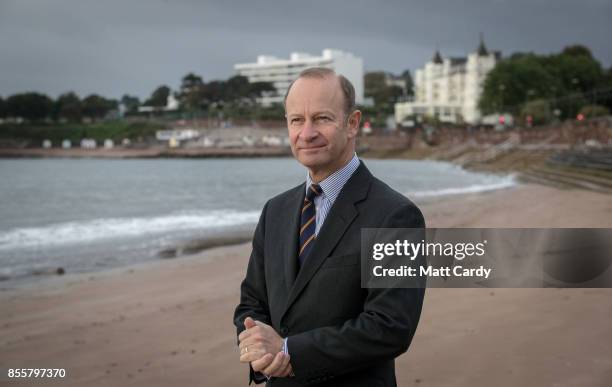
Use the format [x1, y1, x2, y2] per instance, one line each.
[299, 183, 322, 265]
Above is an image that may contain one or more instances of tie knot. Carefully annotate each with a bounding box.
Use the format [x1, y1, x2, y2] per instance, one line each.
[306, 184, 322, 202]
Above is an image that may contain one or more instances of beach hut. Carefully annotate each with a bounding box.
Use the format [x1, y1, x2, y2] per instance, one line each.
[104, 139, 114, 149]
[262, 135, 282, 147]
[80, 138, 97, 149]
[201, 136, 214, 147]
[122, 138, 131, 147]
[42, 139, 52, 149]
[61, 140, 72, 149]
[242, 136, 255, 146]
[168, 137, 179, 148]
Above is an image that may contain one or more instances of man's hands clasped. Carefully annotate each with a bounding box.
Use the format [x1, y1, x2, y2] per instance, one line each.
[239, 317, 294, 378]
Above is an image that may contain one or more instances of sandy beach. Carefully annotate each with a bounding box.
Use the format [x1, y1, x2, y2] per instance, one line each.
[1, 183, 612, 386]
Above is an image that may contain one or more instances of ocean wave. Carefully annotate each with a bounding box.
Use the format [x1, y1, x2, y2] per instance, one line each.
[408, 175, 517, 198]
[0, 210, 260, 251]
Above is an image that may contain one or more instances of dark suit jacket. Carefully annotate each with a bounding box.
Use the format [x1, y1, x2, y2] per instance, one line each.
[234, 160, 425, 386]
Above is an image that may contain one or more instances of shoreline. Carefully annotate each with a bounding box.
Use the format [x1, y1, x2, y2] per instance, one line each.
[1, 141, 609, 287]
[3, 145, 611, 195]
[0, 146, 292, 159]
[2, 183, 612, 386]
[0, 228, 256, 289]
[2, 180, 610, 291]
[0, 181, 519, 288]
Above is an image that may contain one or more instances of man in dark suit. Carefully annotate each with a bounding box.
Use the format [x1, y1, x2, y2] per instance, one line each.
[234, 67, 425, 386]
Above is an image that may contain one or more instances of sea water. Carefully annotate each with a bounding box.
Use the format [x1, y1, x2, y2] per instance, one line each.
[0, 158, 515, 282]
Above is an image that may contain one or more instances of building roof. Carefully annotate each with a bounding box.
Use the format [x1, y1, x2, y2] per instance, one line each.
[432, 50, 443, 64]
[450, 57, 467, 66]
[235, 49, 356, 69]
[477, 33, 489, 56]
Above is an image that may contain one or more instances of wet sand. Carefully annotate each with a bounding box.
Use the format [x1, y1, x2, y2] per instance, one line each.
[1, 184, 611, 386]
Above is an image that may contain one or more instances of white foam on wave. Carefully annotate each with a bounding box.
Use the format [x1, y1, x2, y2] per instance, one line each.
[408, 175, 518, 198]
[0, 209, 260, 251]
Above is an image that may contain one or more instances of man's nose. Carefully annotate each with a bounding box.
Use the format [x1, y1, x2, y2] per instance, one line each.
[300, 120, 318, 141]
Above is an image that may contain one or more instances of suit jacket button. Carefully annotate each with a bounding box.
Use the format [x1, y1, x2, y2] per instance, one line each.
[280, 327, 288, 335]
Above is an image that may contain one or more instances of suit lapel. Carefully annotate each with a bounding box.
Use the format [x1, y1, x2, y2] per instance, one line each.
[282, 162, 372, 318]
[283, 183, 305, 292]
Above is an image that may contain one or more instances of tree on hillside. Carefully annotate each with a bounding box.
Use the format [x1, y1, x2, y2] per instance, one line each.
[178, 73, 205, 111]
[177, 72, 275, 113]
[579, 104, 610, 118]
[548, 45, 603, 93]
[220, 78, 275, 118]
[0, 96, 5, 118]
[401, 69, 414, 97]
[365, 72, 386, 98]
[121, 94, 141, 114]
[144, 85, 171, 108]
[54, 92, 82, 122]
[479, 54, 560, 115]
[546, 48, 604, 118]
[364, 71, 404, 111]
[249, 81, 275, 100]
[224, 75, 251, 101]
[561, 45, 593, 58]
[202, 80, 224, 105]
[6, 92, 53, 121]
[521, 99, 552, 125]
[480, 45, 608, 120]
[604, 67, 612, 111]
[82, 94, 117, 120]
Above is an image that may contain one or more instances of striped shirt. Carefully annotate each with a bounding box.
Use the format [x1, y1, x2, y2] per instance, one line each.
[305, 153, 360, 236]
[278, 154, 361, 361]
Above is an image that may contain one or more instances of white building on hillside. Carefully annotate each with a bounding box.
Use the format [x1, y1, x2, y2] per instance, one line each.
[156, 129, 200, 142]
[235, 49, 364, 106]
[395, 37, 499, 125]
[137, 93, 179, 113]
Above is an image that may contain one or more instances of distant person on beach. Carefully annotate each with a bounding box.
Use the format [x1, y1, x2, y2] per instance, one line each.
[234, 67, 425, 386]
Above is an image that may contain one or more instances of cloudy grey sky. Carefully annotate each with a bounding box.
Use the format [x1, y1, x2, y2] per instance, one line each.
[1, 0, 611, 100]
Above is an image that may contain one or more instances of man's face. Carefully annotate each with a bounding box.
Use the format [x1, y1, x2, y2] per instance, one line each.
[285, 76, 360, 179]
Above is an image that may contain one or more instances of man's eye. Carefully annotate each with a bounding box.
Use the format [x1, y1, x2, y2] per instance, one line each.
[291, 118, 302, 124]
[316, 116, 330, 122]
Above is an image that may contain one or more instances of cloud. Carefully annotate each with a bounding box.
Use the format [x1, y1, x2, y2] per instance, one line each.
[0, 0, 610, 99]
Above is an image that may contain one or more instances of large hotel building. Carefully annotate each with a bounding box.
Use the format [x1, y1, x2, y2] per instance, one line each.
[234, 49, 364, 106]
[395, 38, 499, 125]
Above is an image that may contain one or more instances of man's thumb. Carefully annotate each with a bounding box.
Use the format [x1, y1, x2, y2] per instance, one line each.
[244, 316, 256, 329]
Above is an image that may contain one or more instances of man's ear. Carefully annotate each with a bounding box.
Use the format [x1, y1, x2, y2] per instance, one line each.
[347, 110, 362, 138]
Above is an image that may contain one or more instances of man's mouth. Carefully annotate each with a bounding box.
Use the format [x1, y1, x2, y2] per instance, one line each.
[299, 144, 326, 150]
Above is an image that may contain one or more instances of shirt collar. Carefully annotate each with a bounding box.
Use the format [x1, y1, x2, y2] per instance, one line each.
[305, 153, 360, 204]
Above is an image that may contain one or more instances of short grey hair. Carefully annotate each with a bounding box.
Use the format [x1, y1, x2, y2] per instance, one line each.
[283, 67, 356, 117]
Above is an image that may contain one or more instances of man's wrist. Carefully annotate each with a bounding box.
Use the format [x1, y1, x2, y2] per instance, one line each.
[284, 337, 295, 377]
